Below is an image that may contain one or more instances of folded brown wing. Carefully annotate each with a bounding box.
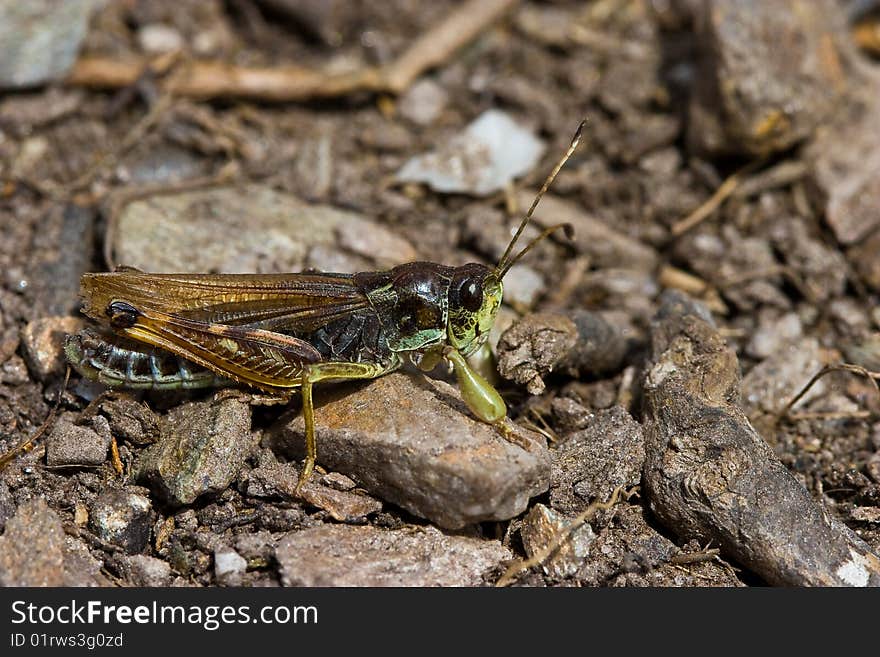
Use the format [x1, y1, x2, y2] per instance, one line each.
[80, 271, 370, 333]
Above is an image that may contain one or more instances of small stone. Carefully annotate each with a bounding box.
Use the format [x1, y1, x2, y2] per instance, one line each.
[276, 525, 511, 586]
[550, 407, 645, 515]
[134, 396, 256, 506]
[122, 554, 172, 586]
[247, 453, 382, 522]
[113, 185, 416, 272]
[46, 417, 112, 467]
[19, 316, 85, 381]
[398, 79, 449, 126]
[396, 110, 545, 196]
[89, 490, 154, 554]
[741, 338, 826, 415]
[320, 471, 357, 491]
[0, 0, 95, 88]
[268, 373, 549, 529]
[100, 398, 160, 446]
[851, 507, 880, 523]
[687, 0, 849, 156]
[848, 231, 880, 292]
[0, 356, 30, 385]
[501, 265, 545, 309]
[496, 314, 579, 395]
[520, 503, 595, 579]
[745, 311, 803, 360]
[137, 23, 184, 54]
[214, 548, 247, 586]
[808, 88, 880, 245]
[0, 499, 66, 586]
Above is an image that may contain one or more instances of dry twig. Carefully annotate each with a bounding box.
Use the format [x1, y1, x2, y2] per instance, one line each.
[67, 0, 519, 102]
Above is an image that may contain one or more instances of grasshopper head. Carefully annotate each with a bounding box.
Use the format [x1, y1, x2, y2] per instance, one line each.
[446, 263, 502, 357]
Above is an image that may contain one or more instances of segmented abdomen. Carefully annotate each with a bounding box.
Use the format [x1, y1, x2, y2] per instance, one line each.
[65, 328, 228, 390]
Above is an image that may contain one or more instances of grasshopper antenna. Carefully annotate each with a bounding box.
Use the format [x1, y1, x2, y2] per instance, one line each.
[0, 367, 70, 470]
[495, 119, 585, 279]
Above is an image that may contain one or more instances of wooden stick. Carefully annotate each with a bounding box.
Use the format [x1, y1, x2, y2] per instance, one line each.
[67, 0, 519, 102]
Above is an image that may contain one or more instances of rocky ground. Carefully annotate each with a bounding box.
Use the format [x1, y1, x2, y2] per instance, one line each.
[1, 0, 880, 587]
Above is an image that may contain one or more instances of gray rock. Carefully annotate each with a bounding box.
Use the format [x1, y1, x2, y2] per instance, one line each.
[687, 0, 849, 156]
[26, 204, 95, 317]
[276, 524, 511, 586]
[849, 231, 880, 292]
[396, 110, 545, 196]
[100, 398, 160, 446]
[0, 499, 106, 586]
[20, 316, 85, 382]
[46, 416, 112, 467]
[643, 292, 880, 586]
[89, 489, 154, 554]
[0, 0, 95, 88]
[398, 79, 449, 126]
[741, 337, 825, 415]
[496, 313, 579, 396]
[745, 310, 803, 360]
[121, 554, 172, 586]
[112, 185, 416, 272]
[247, 451, 382, 522]
[520, 503, 595, 580]
[134, 396, 256, 506]
[214, 548, 247, 586]
[808, 89, 880, 245]
[268, 372, 550, 529]
[550, 407, 645, 516]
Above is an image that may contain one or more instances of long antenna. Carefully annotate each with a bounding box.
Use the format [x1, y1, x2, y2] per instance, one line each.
[494, 119, 585, 278]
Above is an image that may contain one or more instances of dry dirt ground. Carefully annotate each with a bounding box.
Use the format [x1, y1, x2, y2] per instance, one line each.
[1, 0, 880, 587]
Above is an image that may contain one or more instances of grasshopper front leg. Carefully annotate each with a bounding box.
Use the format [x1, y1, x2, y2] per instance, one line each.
[443, 347, 507, 425]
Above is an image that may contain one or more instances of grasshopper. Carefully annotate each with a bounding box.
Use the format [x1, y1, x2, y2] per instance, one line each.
[65, 122, 583, 491]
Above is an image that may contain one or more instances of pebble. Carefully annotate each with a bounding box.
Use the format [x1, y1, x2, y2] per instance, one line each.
[46, 416, 112, 467]
[520, 503, 595, 579]
[396, 110, 545, 196]
[741, 337, 826, 414]
[19, 316, 84, 382]
[113, 185, 416, 272]
[121, 554, 172, 586]
[268, 372, 550, 529]
[687, 0, 848, 156]
[247, 452, 382, 522]
[848, 230, 880, 292]
[137, 23, 184, 54]
[0, 499, 69, 586]
[550, 407, 645, 515]
[214, 548, 248, 586]
[496, 313, 579, 395]
[745, 311, 803, 360]
[89, 489, 154, 554]
[398, 79, 449, 126]
[808, 93, 880, 245]
[134, 396, 256, 506]
[100, 398, 160, 446]
[0, 0, 95, 87]
[275, 525, 511, 586]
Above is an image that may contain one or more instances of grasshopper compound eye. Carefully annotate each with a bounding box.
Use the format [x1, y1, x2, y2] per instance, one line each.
[452, 276, 484, 313]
